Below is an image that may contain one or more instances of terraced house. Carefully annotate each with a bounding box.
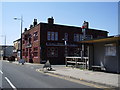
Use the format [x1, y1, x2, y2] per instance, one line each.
[21, 17, 108, 64]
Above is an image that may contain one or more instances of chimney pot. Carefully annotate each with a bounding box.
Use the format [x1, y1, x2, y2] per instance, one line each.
[30, 25, 33, 28]
[48, 17, 54, 24]
[24, 28, 27, 32]
[33, 19, 37, 26]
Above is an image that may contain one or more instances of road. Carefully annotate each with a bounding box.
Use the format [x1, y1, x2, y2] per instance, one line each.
[0, 60, 103, 89]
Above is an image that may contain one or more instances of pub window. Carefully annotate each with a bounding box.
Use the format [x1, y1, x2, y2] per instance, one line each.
[86, 35, 93, 40]
[74, 33, 82, 42]
[26, 48, 28, 56]
[34, 47, 38, 51]
[47, 31, 58, 41]
[47, 31, 51, 41]
[33, 31, 38, 41]
[76, 34, 79, 42]
[55, 32, 58, 41]
[74, 34, 77, 41]
[33, 47, 38, 57]
[64, 33, 68, 41]
[47, 47, 58, 57]
[33, 52, 38, 57]
[79, 34, 83, 41]
[28, 34, 32, 44]
[51, 32, 55, 40]
[105, 44, 116, 56]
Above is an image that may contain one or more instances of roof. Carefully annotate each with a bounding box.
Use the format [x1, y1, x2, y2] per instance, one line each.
[22, 21, 108, 34]
[79, 36, 120, 43]
[0, 45, 13, 47]
[40, 22, 81, 29]
[13, 38, 21, 43]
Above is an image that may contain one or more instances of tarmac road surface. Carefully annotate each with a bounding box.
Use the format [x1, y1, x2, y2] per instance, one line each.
[0, 60, 105, 89]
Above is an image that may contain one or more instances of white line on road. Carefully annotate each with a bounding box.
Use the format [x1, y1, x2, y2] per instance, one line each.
[5, 77, 17, 90]
[0, 70, 3, 74]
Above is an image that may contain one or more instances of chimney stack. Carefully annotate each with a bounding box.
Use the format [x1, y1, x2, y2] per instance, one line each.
[24, 28, 27, 32]
[30, 24, 33, 29]
[48, 17, 54, 24]
[33, 19, 37, 26]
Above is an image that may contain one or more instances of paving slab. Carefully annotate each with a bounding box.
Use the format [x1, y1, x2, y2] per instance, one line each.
[48, 66, 119, 88]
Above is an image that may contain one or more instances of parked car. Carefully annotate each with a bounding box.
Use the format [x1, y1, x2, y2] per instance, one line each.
[8, 56, 15, 61]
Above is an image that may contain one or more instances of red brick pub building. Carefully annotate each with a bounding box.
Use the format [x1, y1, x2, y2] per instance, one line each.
[22, 17, 108, 64]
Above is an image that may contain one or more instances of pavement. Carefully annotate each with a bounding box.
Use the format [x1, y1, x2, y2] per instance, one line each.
[6, 60, 120, 88]
[47, 65, 120, 88]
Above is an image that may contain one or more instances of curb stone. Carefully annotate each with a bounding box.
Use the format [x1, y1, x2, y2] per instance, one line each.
[46, 71, 118, 89]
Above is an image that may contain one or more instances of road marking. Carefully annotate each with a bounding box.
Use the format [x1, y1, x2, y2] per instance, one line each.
[5, 77, 17, 90]
[0, 70, 3, 74]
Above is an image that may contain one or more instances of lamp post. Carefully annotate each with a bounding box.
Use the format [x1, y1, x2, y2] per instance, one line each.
[0, 35, 6, 60]
[14, 16, 23, 59]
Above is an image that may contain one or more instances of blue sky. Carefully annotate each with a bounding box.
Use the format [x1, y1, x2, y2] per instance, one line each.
[1, 2, 119, 45]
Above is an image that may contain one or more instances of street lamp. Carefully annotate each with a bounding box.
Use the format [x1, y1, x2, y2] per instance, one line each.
[14, 16, 23, 59]
[0, 35, 6, 60]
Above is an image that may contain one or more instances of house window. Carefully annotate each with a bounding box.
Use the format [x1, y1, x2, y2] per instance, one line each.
[105, 44, 116, 56]
[47, 47, 58, 57]
[64, 33, 68, 41]
[33, 31, 38, 41]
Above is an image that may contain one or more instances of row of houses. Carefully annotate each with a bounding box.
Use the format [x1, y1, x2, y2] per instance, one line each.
[13, 17, 120, 73]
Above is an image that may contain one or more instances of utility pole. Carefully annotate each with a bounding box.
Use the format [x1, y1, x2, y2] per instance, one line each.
[0, 35, 6, 60]
[14, 15, 23, 59]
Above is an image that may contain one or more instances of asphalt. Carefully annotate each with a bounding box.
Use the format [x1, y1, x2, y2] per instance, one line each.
[4, 60, 120, 89]
[1, 60, 100, 89]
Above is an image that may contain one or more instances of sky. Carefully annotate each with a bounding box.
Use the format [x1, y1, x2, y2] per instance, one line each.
[0, 1, 119, 45]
